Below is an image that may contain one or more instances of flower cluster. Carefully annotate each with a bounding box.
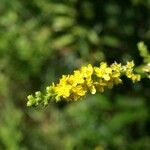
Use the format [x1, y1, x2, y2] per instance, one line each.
[27, 61, 141, 107]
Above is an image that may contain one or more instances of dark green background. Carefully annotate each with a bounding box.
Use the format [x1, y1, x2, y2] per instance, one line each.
[0, 0, 150, 149]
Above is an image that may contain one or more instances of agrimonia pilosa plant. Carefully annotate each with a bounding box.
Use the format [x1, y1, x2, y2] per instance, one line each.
[27, 61, 141, 107]
[27, 42, 150, 107]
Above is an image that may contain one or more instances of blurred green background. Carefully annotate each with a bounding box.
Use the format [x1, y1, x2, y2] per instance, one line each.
[0, 0, 150, 150]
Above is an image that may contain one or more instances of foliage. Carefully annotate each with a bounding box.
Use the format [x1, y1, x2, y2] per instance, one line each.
[137, 42, 150, 78]
[0, 0, 150, 150]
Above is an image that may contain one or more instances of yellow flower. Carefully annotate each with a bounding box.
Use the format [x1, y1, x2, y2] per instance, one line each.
[80, 64, 93, 78]
[80, 64, 96, 94]
[126, 61, 134, 69]
[114, 78, 122, 84]
[54, 75, 72, 101]
[54, 84, 72, 101]
[125, 70, 133, 78]
[59, 75, 70, 84]
[89, 85, 96, 94]
[111, 62, 121, 78]
[68, 70, 84, 86]
[72, 85, 87, 97]
[94, 62, 112, 81]
[94, 80, 107, 92]
[131, 74, 141, 83]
